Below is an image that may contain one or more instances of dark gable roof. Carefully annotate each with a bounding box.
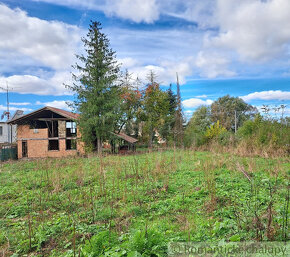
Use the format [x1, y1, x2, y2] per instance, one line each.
[8, 106, 79, 124]
[48, 107, 79, 120]
[112, 132, 138, 144]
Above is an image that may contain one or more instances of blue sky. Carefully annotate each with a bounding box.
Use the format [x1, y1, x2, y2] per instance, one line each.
[0, 0, 289, 120]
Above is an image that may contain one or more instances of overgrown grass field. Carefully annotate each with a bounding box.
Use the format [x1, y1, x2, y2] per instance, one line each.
[0, 150, 289, 256]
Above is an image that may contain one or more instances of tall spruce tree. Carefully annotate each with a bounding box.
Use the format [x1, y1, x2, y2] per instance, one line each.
[66, 21, 121, 152]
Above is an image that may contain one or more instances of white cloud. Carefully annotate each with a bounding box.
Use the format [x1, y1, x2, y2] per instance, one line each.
[0, 72, 73, 95]
[105, 0, 159, 23]
[9, 102, 31, 106]
[126, 56, 194, 86]
[1, 0, 289, 99]
[32, 0, 160, 23]
[0, 50, 41, 74]
[31, 0, 217, 27]
[0, 4, 81, 69]
[209, 0, 290, 61]
[165, 0, 216, 28]
[0, 104, 32, 112]
[195, 51, 236, 78]
[159, 57, 194, 84]
[196, 94, 207, 98]
[0, 4, 205, 95]
[36, 100, 72, 110]
[118, 57, 140, 69]
[182, 98, 213, 108]
[241, 90, 290, 102]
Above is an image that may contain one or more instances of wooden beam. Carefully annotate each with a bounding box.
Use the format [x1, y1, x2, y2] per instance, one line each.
[36, 118, 70, 121]
[17, 137, 79, 141]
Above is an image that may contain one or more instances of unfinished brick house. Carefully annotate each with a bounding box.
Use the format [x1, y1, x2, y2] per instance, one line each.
[8, 106, 84, 159]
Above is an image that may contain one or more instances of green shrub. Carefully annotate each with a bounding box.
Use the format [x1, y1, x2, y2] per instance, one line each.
[95, 207, 116, 222]
[0, 231, 6, 246]
[184, 106, 211, 147]
[81, 231, 119, 256]
[237, 119, 257, 138]
[127, 228, 167, 256]
[184, 130, 207, 147]
[205, 121, 226, 140]
[237, 115, 290, 148]
[218, 130, 232, 146]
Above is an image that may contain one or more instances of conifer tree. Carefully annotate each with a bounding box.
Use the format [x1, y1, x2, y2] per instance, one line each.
[66, 21, 121, 152]
[159, 84, 177, 143]
[173, 73, 184, 147]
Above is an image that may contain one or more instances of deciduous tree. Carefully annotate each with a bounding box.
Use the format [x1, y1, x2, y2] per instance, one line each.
[119, 70, 142, 135]
[184, 106, 211, 147]
[211, 95, 257, 131]
[142, 71, 170, 147]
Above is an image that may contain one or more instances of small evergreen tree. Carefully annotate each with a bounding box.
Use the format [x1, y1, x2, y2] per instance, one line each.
[66, 21, 121, 152]
[159, 84, 177, 143]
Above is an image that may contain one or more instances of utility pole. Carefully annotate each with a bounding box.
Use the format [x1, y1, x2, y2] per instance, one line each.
[0, 82, 14, 143]
[0, 82, 10, 119]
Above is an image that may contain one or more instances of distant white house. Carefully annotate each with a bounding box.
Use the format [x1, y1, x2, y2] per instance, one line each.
[0, 110, 24, 144]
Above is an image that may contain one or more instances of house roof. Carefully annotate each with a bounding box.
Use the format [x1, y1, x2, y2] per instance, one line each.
[7, 106, 79, 124]
[48, 107, 79, 120]
[10, 110, 24, 121]
[112, 132, 138, 144]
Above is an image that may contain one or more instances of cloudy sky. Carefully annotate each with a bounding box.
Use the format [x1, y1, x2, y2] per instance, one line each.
[0, 0, 289, 120]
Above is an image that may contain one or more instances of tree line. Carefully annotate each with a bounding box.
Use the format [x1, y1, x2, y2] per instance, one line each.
[184, 98, 289, 155]
[67, 21, 289, 155]
[66, 21, 183, 152]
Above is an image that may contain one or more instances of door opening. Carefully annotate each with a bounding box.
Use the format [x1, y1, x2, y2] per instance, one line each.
[22, 141, 28, 157]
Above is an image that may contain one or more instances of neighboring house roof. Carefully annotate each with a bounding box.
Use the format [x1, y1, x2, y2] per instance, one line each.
[112, 132, 138, 144]
[10, 110, 24, 121]
[8, 106, 79, 124]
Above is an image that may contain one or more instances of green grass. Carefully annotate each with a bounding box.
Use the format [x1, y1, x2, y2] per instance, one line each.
[0, 150, 289, 256]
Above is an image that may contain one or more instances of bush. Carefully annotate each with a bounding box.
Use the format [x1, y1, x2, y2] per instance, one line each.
[184, 106, 211, 148]
[205, 121, 226, 140]
[218, 130, 233, 146]
[237, 120, 257, 138]
[128, 228, 167, 256]
[237, 115, 290, 148]
[184, 130, 207, 148]
[81, 231, 119, 256]
[81, 228, 167, 257]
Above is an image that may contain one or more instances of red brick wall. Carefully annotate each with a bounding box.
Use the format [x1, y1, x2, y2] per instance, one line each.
[18, 125, 48, 139]
[17, 124, 85, 159]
